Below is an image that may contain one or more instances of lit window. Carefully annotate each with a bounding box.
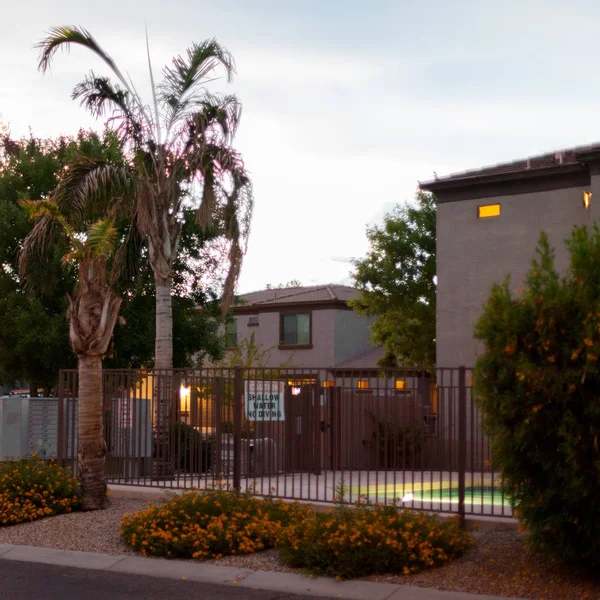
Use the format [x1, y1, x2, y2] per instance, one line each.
[478, 204, 500, 218]
[225, 319, 237, 347]
[280, 313, 310, 346]
[395, 379, 406, 390]
[322, 381, 335, 388]
[584, 191, 592, 209]
[357, 380, 369, 390]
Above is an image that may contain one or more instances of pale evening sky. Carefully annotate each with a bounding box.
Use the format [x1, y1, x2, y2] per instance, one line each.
[1, 1, 599, 293]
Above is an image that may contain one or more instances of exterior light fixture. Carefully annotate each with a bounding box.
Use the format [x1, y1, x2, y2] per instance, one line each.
[395, 379, 406, 390]
[584, 191, 592, 209]
[179, 385, 191, 413]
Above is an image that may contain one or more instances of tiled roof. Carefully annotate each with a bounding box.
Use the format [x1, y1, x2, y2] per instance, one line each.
[333, 346, 386, 370]
[235, 285, 358, 309]
[420, 141, 600, 187]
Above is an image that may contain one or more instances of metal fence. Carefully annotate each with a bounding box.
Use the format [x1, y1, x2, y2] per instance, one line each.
[57, 366, 512, 519]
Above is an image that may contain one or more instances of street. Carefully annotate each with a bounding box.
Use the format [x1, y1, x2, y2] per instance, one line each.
[0, 559, 331, 600]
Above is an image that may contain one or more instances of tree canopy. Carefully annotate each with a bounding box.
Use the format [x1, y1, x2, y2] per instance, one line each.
[0, 127, 226, 392]
[350, 191, 436, 368]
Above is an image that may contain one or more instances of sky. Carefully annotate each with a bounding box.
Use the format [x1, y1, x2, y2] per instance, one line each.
[2, 0, 600, 293]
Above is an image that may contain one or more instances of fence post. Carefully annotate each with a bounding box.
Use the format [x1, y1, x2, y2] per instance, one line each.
[57, 370, 64, 465]
[232, 366, 243, 492]
[457, 366, 467, 527]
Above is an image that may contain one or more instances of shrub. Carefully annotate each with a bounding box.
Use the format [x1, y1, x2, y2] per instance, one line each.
[474, 228, 600, 570]
[277, 500, 474, 579]
[169, 421, 211, 473]
[120, 487, 311, 560]
[368, 412, 426, 468]
[0, 456, 81, 526]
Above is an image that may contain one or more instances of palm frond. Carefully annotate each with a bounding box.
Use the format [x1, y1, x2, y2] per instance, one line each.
[18, 206, 69, 293]
[37, 26, 123, 81]
[160, 39, 235, 128]
[53, 158, 135, 226]
[87, 218, 118, 258]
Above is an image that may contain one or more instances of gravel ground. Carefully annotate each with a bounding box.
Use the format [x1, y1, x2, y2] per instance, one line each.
[0, 501, 598, 599]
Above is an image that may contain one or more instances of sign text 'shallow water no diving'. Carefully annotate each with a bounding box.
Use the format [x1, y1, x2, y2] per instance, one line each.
[244, 380, 285, 421]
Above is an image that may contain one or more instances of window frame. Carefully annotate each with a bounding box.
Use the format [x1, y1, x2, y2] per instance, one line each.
[278, 310, 313, 349]
[225, 319, 238, 348]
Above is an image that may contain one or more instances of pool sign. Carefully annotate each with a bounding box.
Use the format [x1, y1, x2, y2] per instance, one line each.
[244, 380, 285, 421]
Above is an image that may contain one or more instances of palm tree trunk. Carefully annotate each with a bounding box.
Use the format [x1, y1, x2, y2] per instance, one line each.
[78, 354, 108, 510]
[153, 274, 174, 479]
[155, 277, 173, 369]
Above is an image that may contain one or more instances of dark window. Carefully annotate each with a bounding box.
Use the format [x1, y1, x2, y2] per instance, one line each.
[225, 319, 237, 347]
[280, 313, 310, 346]
[248, 316, 259, 327]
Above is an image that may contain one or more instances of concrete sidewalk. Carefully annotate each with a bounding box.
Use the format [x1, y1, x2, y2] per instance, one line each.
[0, 544, 517, 600]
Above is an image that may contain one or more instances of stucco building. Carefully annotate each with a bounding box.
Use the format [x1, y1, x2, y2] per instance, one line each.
[421, 144, 600, 368]
[225, 284, 377, 368]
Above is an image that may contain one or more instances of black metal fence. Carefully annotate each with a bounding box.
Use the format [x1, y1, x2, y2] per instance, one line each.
[57, 366, 512, 519]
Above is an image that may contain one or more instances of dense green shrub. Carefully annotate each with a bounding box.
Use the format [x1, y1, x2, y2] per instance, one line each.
[169, 421, 211, 473]
[0, 456, 81, 525]
[120, 487, 311, 559]
[474, 228, 600, 570]
[277, 500, 473, 579]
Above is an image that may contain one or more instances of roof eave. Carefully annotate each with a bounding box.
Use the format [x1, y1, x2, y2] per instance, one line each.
[420, 162, 588, 194]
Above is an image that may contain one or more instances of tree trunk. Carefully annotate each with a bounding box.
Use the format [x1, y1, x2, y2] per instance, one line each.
[155, 278, 173, 370]
[152, 275, 174, 479]
[29, 384, 39, 398]
[77, 354, 108, 510]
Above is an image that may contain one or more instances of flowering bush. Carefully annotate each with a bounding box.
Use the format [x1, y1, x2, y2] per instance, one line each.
[0, 456, 82, 526]
[277, 500, 474, 579]
[474, 229, 600, 570]
[120, 487, 311, 560]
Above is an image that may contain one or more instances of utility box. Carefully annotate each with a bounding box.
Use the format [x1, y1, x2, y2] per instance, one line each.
[0, 397, 29, 459]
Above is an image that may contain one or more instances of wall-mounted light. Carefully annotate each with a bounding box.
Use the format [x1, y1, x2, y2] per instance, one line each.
[395, 379, 406, 390]
[179, 385, 191, 413]
[584, 191, 592, 209]
[291, 386, 302, 396]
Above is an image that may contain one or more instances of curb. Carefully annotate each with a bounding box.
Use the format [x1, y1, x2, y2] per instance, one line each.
[107, 484, 519, 531]
[0, 543, 515, 600]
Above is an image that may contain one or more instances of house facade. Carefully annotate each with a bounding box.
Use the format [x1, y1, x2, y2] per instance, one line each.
[225, 284, 377, 368]
[421, 144, 600, 368]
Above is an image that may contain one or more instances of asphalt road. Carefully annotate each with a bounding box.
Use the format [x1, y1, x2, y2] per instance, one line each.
[0, 559, 331, 600]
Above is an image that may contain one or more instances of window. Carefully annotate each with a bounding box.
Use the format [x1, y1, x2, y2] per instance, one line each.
[478, 204, 500, 218]
[225, 319, 237, 347]
[584, 191, 592, 209]
[357, 379, 370, 390]
[248, 316, 259, 327]
[280, 313, 311, 346]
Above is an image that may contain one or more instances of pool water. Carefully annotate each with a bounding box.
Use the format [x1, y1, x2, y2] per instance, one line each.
[410, 485, 510, 506]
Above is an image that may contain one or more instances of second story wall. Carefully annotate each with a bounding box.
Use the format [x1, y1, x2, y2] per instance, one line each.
[437, 185, 591, 368]
[230, 308, 337, 368]
[333, 310, 375, 366]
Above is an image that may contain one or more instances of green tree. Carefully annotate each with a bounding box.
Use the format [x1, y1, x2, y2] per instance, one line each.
[350, 191, 436, 368]
[0, 129, 227, 390]
[0, 129, 122, 393]
[474, 228, 600, 571]
[20, 199, 122, 510]
[37, 27, 253, 372]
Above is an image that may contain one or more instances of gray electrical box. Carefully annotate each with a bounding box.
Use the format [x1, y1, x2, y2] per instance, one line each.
[0, 397, 29, 459]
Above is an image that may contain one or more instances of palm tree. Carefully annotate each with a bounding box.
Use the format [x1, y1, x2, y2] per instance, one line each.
[19, 198, 122, 510]
[36, 27, 254, 374]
